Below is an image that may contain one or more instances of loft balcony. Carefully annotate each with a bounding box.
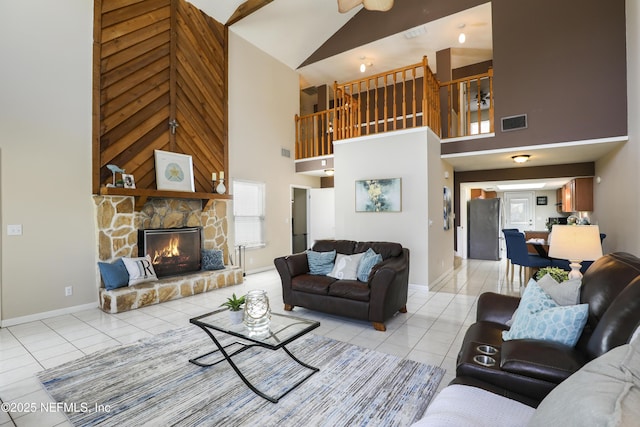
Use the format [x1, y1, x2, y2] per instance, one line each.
[295, 57, 494, 164]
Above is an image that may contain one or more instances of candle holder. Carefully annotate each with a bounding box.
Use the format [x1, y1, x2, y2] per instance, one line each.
[212, 180, 217, 193]
[243, 289, 271, 337]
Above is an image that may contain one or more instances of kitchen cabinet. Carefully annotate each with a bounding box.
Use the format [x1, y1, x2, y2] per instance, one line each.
[559, 177, 593, 213]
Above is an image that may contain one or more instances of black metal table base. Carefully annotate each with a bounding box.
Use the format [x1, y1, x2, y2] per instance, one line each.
[189, 325, 319, 403]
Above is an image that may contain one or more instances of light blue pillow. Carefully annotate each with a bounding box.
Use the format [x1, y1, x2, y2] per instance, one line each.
[357, 248, 383, 282]
[98, 259, 130, 290]
[502, 281, 588, 347]
[307, 250, 336, 275]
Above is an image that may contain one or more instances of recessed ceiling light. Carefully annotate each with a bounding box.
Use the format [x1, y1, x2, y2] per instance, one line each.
[512, 154, 531, 163]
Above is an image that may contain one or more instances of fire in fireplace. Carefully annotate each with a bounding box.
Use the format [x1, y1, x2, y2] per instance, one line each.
[138, 227, 202, 278]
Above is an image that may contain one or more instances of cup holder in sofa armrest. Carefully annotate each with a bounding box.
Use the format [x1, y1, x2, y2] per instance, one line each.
[473, 355, 497, 367]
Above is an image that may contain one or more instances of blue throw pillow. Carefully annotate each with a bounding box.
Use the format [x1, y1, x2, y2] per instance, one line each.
[502, 281, 589, 347]
[357, 248, 383, 282]
[202, 249, 225, 270]
[307, 250, 336, 275]
[98, 259, 129, 290]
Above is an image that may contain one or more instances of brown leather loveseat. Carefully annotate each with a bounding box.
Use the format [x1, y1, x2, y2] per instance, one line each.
[454, 252, 640, 406]
[274, 239, 409, 331]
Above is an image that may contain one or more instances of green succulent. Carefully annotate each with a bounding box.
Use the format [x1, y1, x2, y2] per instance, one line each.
[220, 293, 245, 311]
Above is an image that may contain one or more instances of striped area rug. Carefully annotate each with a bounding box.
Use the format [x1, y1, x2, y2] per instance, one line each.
[38, 326, 445, 426]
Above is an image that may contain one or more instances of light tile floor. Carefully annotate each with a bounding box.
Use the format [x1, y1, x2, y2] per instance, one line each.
[0, 258, 523, 427]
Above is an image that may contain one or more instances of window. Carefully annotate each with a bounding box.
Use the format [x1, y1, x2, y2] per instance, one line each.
[470, 120, 491, 135]
[233, 180, 266, 248]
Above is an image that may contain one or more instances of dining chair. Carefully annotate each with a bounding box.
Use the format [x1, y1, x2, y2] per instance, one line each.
[502, 229, 519, 280]
[504, 231, 553, 283]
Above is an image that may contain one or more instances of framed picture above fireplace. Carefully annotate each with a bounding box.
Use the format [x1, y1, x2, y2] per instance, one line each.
[154, 150, 195, 192]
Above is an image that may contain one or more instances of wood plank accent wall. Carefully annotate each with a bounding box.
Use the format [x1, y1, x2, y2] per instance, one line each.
[93, 0, 227, 194]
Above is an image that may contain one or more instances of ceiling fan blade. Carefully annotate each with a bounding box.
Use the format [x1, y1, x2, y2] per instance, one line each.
[337, 0, 363, 13]
[362, 0, 394, 12]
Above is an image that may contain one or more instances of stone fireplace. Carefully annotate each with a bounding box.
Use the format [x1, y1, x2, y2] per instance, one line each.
[93, 196, 242, 313]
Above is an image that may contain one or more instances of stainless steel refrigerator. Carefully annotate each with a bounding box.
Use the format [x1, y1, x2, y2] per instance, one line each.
[468, 198, 501, 260]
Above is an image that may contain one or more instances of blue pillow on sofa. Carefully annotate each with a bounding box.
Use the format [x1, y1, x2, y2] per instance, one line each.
[357, 248, 383, 282]
[307, 250, 336, 275]
[502, 281, 588, 347]
[98, 259, 129, 290]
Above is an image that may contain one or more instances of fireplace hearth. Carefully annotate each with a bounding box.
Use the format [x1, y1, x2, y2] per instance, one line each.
[138, 227, 202, 278]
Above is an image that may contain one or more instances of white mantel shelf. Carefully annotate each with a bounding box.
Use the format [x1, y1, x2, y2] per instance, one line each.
[99, 187, 232, 210]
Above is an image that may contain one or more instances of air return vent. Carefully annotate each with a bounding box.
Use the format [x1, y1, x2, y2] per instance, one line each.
[501, 114, 527, 132]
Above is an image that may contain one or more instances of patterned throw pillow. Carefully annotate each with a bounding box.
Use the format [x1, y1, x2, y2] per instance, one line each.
[202, 249, 225, 270]
[328, 252, 365, 280]
[307, 250, 336, 275]
[122, 255, 158, 286]
[502, 281, 588, 347]
[357, 248, 383, 282]
[97, 258, 129, 290]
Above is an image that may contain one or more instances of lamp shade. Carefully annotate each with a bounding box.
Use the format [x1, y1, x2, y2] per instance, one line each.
[548, 225, 603, 262]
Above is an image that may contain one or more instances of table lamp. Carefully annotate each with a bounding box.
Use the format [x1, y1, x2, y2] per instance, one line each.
[548, 225, 603, 279]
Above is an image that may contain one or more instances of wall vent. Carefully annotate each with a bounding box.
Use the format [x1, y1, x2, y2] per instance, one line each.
[281, 148, 291, 158]
[501, 114, 527, 132]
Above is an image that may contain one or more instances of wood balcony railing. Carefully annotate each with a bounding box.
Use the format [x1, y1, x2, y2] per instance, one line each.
[294, 60, 494, 161]
[295, 57, 441, 160]
[440, 69, 494, 138]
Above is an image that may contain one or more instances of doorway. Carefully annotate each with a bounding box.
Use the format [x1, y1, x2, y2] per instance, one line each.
[504, 191, 535, 231]
[291, 187, 308, 253]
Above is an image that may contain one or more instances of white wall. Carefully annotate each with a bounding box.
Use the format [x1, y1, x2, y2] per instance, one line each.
[333, 128, 454, 286]
[227, 32, 319, 272]
[0, 1, 96, 323]
[594, 0, 640, 254]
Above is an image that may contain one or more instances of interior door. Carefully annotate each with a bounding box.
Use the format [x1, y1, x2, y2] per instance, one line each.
[504, 191, 535, 231]
[291, 187, 308, 253]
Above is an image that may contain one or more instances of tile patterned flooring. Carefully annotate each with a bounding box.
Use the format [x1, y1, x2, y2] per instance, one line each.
[0, 258, 522, 426]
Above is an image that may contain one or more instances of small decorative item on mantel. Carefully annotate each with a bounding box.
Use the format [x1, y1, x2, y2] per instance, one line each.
[106, 164, 126, 188]
[216, 171, 226, 194]
[211, 172, 217, 193]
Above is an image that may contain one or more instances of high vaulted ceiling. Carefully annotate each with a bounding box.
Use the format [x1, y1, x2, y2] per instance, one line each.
[188, 0, 492, 88]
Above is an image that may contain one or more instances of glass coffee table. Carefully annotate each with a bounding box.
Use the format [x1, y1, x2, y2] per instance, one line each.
[189, 308, 320, 403]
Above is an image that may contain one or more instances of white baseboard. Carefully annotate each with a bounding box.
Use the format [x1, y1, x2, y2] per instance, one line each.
[1, 301, 99, 328]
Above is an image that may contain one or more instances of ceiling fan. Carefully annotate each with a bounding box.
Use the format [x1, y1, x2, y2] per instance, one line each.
[338, 0, 394, 13]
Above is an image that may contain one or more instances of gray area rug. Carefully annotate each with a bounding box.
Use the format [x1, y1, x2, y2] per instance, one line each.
[38, 326, 445, 426]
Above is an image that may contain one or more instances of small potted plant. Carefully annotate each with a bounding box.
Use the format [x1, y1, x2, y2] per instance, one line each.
[220, 293, 245, 324]
[536, 267, 569, 283]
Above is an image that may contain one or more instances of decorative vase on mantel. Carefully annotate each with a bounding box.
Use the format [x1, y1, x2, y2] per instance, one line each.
[216, 179, 226, 195]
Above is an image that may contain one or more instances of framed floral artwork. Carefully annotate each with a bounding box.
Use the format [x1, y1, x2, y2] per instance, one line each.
[355, 178, 401, 212]
[154, 150, 195, 192]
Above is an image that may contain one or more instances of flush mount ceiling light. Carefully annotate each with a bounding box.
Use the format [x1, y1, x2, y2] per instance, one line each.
[324, 169, 335, 176]
[512, 154, 531, 163]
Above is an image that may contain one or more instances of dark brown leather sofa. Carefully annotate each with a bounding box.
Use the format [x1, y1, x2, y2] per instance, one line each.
[274, 239, 409, 331]
[453, 252, 640, 407]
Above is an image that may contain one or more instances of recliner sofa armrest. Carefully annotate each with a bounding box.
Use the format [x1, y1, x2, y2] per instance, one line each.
[500, 339, 586, 384]
[477, 292, 520, 325]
